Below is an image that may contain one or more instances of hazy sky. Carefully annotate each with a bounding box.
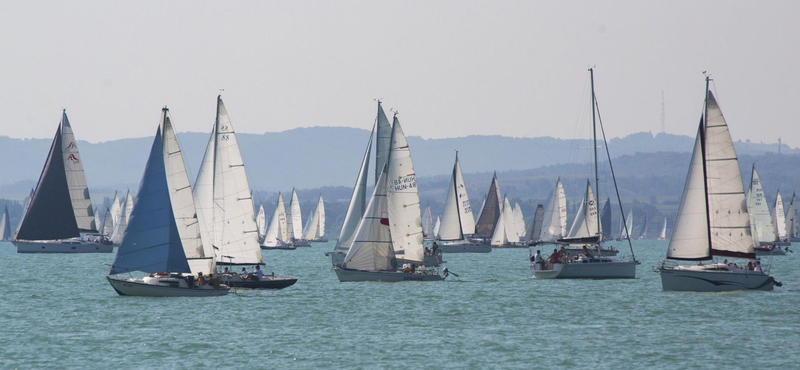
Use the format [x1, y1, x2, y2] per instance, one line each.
[2, 1, 798, 145]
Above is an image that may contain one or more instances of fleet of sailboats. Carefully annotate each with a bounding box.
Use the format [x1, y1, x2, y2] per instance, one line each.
[303, 194, 326, 242]
[436, 153, 490, 253]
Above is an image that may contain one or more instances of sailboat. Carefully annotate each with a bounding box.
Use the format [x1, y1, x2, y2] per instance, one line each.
[786, 192, 799, 242]
[335, 113, 445, 282]
[422, 206, 434, 240]
[285, 188, 310, 247]
[474, 173, 503, 240]
[537, 179, 567, 243]
[746, 165, 783, 255]
[256, 204, 266, 242]
[772, 190, 790, 245]
[657, 76, 779, 292]
[101, 192, 121, 237]
[638, 213, 648, 239]
[531, 68, 637, 279]
[523, 204, 544, 244]
[303, 194, 327, 242]
[617, 210, 633, 241]
[192, 96, 296, 289]
[13, 189, 34, 240]
[261, 193, 295, 250]
[490, 195, 523, 247]
[107, 107, 229, 297]
[600, 198, 612, 240]
[658, 218, 667, 241]
[437, 153, 490, 253]
[433, 217, 441, 238]
[14, 110, 111, 253]
[109, 190, 133, 244]
[0, 206, 11, 241]
[513, 203, 525, 238]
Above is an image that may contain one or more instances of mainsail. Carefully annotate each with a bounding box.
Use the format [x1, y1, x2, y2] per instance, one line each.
[773, 190, 787, 241]
[640, 213, 648, 239]
[303, 195, 325, 240]
[336, 125, 374, 251]
[109, 190, 134, 244]
[16, 110, 97, 241]
[422, 207, 434, 238]
[386, 115, 425, 263]
[256, 205, 266, 238]
[524, 204, 544, 242]
[110, 108, 201, 275]
[746, 165, 776, 245]
[538, 178, 567, 242]
[786, 193, 798, 240]
[475, 173, 502, 236]
[659, 218, 667, 240]
[193, 96, 261, 266]
[513, 203, 525, 238]
[438, 153, 476, 241]
[491, 195, 520, 245]
[286, 189, 304, 242]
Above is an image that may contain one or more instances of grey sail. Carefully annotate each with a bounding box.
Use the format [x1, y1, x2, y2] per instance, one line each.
[0, 206, 11, 241]
[525, 204, 544, 242]
[474, 173, 502, 236]
[61, 111, 96, 232]
[16, 121, 80, 241]
[336, 125, 374, 251]
[110, 110, 192, 275]
[600, 198, 612, 239]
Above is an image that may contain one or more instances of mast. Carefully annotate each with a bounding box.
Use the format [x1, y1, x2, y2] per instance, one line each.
[590, 68, 600, 237]
[701, 74, 713, 256]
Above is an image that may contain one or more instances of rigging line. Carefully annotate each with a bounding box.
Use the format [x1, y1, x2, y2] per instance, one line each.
[593, 94, 635, 261]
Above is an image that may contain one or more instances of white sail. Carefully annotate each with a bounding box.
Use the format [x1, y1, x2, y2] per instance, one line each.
[491, 195, 520, 246]
[93, 207, 100, 233]
[625, 210, 634, 239]
[337, 126, 374, 251]
[746, 166, 776, 245]
[422, 207, 434, 237]
[773, 190, 787, 241]
[539, 179, 567, 241]
[513, 203, 525, 238]
[524, 204, 544, 242]
[109, 190, 133, 244]
[303, 195, 325, 240]
[162, 110, 210, 274]
[0, 206, 11, 241]
[786, 193, 798, 240]
[659, 218, 667, 240]
[286, 189, 304, 242]
[262, 193, 287, 247]
[375, 102, 392, 186]
[256, 205, 266, 238]
[104, 192, 121, 236]
[667, 123, 710, 260]
[318, 195, 326, 239]
[60, 111, 96, 232]
[433, 217, 441, 238]
[566, 181, 599, 239]
[342, 172, 395, 271]
[386, 116, 425, 263]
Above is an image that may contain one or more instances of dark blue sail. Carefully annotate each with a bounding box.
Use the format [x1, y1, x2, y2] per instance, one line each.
[16, 125, 80, 240]
[110, 125, 191, 275]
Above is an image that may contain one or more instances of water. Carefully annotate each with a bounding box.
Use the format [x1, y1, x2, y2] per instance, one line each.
[1, 240, 798, 369]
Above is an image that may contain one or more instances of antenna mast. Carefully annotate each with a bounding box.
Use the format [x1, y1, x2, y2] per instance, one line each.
[660, 91, 666, 134]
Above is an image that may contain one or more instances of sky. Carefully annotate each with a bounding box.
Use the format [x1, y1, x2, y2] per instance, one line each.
[1, 1, 798, 146]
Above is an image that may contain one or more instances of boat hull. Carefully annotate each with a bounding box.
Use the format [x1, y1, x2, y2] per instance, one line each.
[658, 266, 775, 292]
[531, 259, 637, 279]
[309, 238, 328, 243]
[292, 239, 311, 247]
[754, 248, 787, 256]
[16, 240, 113, 254]
[260, 245, 296, 250]
[107, 276, 229, 297]
[328, 251, 346, 266]
[397, 255, 443, 267]
[439, 241, 492, 253]
[220, 274, 297, 289]
[334, 268, 444, 282]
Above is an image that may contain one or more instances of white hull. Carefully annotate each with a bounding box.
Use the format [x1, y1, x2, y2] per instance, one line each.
[563, 247, 618, 257]
[658, 264, 776, 292]
[334, 268, 444, 282]
[16, 240, 113, 254]
[107, 276, 229, 297]
[328, 251, 346, 267]
[439, 241, 492, 253]
[531, 258, 637, 279]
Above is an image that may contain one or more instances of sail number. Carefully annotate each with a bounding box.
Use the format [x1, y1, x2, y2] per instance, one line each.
[393, 175, 417, 191]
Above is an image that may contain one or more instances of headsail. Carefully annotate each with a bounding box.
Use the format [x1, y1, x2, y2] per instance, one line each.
[600, 198, 612, 239]
[538, 178, 567, 242]
[262, 193, 287, 247]
[565, 180, 600, 239]
[336, 125, 374, 251]
[524, 204, 544, 242]
[513, 203, 525, 238]
[286, 189, 303, 242]
[474, 173, 502, 236]
[375, 101, 392, 186]
[342, 172, 396, 271]
[491, 195, 520, 245]
[773, 190, 787, 241]
[303, 195, 325, 240]
[109, 190, 134, 244]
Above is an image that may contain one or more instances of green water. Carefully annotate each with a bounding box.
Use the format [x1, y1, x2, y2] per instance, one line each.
[0, 241, 798, 369]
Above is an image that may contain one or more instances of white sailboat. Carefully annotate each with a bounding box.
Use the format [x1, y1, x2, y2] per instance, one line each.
[746, 165, 779, 254]
[14, 110, 111, 253]
[657, 77, 778, 292]
[490, 195, 522, 247]
[437, 153, 489, 253]
[261, 193, 294, 250]
[335, 113, 445, 282]
[422, 206, 434, 240]
[658, 218, 667, 241]
[107, 107, 229, 297]
[538, 179, 567, 242]
[256, 204, 266, 241]
[101, 192, 121, 237]
[193, 96, 296, 289]
[772, 190, 789, 244]
[513, 203, 525, 238]
[303, 194, 327, 242]
[0, 206, 11, 241]
[285, 188, 310, 247]
[786, 192, 799, 242]
[109, 190, 133, 245]
[638, 213, 648, 239]
[532, 69, 636, 279]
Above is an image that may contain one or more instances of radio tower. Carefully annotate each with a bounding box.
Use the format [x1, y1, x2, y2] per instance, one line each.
[660, 91, 666, 134]
[778, 137, 782, 155]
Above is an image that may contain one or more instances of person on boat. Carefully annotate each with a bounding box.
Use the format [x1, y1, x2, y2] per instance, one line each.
[207, 274, 215, 286]
[418, 264, 426, 273]
[240, 267, 249, 279]
[746, 262, 753, 271]
[432, 242, 439, 255]
[533, 250, 544, 269]
[547, 248, 559, 267]
[410, 264, 416, 273]
[222, 267, 230, 274]
[196, 272, 207, 286]
[254, 265, 263, 281]
[754, 261, 763, 272]
[582, 245, 594, 258]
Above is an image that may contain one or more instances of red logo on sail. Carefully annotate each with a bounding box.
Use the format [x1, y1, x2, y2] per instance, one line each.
[380, 218, 390, 226]
[65, 142, 77, 150]
[67, 154, 80, 163]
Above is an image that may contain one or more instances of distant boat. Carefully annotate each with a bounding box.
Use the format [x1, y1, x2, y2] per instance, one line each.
[335, 113, 445, 282]
[657, 76, 778, 292]
[523, 204, 544, 244]
[772, 190, 789, 244]
[286, 188, 310, 247]
[786, 192, 799, 242]
[433, 217, 441, 238]
[0, 206, 11, 241]
[256, 204, 266, 241]
[638, 213, 648, 239]
[437, 152, 489, 253]
[473, 173, 503, 239]
[101, 192, 121, 237]
[538, 178, 567, 242]
[303, 194, 327, 242]
[92, 207, 101, 234]
[107, 107, 229, 297]
[618, 210, 633, 241]
[490, 195, 523, 248]
[513, 203, 525, 239]
[109, 190, 133, 245]
[600, 198, 612, 240]
[746, 165, 777, 248]
[261, 193, 294, 250]
[14, 110, 111, 253]
[13, 189, 34, 240]
[658, 218, 667, 241]
[422, 206, 434, 240]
